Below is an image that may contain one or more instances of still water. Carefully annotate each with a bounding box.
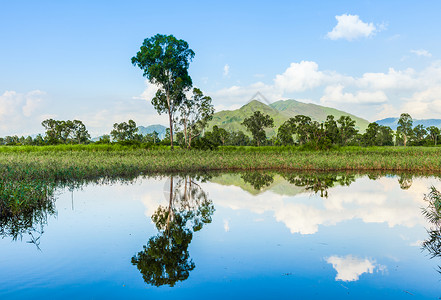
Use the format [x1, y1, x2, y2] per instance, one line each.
[0, 172, 440, 299]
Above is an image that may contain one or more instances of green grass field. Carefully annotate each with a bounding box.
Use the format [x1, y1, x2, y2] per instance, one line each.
[1, 145, 441, 184]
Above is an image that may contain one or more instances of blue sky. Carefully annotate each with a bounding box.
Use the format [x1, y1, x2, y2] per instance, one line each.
[1, 0, 441, 136]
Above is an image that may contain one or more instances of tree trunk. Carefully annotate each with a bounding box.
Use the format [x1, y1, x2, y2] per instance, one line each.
[183, 119, 188, 149]
[166, 176, 173, 231]
[166, 90, 174, 150]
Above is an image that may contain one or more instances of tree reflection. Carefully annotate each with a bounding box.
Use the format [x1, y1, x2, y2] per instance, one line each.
[241, 172, 274, 190]
[422, 186, 441, 272]
[132, 176, 214, 287]
[282, 173, 356, 197]
[398, 174, 413, 190]
[0, 180, 56, 247]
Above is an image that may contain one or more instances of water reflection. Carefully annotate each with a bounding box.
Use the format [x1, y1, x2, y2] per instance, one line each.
[0, 180, 56, 248]
[241, 172, 274, 190]
[132, 176, 215, 287]
[281, 173, 356, 198]
[326, 255, 379, 282]
[422, 186, 441, 272]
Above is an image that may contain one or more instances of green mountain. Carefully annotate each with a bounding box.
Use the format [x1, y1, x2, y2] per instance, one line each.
[207, 99, 370, 136]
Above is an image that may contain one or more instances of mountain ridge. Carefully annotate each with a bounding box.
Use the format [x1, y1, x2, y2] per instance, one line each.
[207, 99, 370, 135]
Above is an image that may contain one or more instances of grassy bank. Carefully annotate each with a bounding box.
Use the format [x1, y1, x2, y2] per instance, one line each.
[1, 145, 441, 183]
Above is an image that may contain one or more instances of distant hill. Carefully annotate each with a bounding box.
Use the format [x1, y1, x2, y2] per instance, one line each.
[375, 118, 441, 130]
[137, 124, 167, 139]
[91, 124, 167, 141]
[207, 99, 370, 136]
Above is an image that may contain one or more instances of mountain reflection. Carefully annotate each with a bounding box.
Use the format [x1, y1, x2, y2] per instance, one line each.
[422, 186, 441, 272]
[241, 172, 274, 190]
[238, 171, 358, 197]
[0, 180, 56, 248]
[132, 176, 215, 287]
[281, 173, 356, 198]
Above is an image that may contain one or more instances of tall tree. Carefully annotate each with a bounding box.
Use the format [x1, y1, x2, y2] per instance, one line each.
[277, 121, 295, 145]
[132, 34, 195, 150]
[412, 124, 427, 144]
[428, 126, 440, 145]
[337, 116, 357, 146]
[324, 115, 339, 144]
[176, 88, 214, 149]
[397, 113, 413, 147]
[242, 111, 274, 146]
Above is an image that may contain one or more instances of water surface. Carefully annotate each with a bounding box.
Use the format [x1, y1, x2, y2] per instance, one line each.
[0, 172, 440, 299]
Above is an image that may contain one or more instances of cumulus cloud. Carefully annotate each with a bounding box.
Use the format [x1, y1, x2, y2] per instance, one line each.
[320, 85, 388, 105]
[326, 255, 376, 281]
[0, 90, 48, 136]
[223, 64, 230, 76]
[209, 59, 441, 120]
[274, 61, 326, 92]
[327, 14, 377, 41]
[133, 80, 159, 101]
[210, 81, 284, 108]
[411, 49, 432, 57]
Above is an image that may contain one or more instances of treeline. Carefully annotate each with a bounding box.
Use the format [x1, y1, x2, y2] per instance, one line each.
[1, 112, 440, 149]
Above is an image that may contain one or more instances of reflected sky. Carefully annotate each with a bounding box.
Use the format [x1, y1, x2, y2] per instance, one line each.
[0, 173, 440, 299]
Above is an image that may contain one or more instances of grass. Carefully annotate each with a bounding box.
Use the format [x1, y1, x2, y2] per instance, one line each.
[1, 145, 441, 184]
[1, 144, 439, 240]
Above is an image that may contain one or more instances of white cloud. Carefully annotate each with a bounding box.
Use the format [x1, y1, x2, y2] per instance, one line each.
[210, 60, 441, 121]
[223, 64, 230, 76]
[327, 14, 377, 41]
[133, 80, 159, 102]
[326, 255, 376, 281]
[0, 90, 48, 136]
[206, 175, 431, 235]
[210, 81, 283, 109]
[411, 49, 432, 57]
[320, 85, 388, 105]
[274, 61, 326, 92]
[401, 86, 441, 118]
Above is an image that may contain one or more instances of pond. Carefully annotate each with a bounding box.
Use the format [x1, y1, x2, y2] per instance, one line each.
[0, 172, 440, 299]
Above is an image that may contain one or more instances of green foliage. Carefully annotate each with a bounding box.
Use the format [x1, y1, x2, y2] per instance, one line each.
[242, 111, 274, 146]
[422, 186, 441, 268]
[397, 113, 413, 146]
[362, 122, 394, 146]
[110, 120, 138, 142]
[175, 88, 214, 149]
[132, 34, 195, 149]
[241, 172, 274, 190]
[41, 119, 90, 145]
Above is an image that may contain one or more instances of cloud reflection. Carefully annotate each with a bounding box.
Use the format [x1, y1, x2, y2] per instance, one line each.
[326, 255, 376, 282]
[206, 176, 433, 235]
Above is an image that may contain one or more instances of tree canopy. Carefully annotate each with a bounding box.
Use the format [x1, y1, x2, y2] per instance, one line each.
[242, 111, 274, 146]
[132, 34, 195, 150]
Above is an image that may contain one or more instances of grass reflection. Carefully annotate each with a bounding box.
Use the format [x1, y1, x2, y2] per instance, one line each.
[0, 180, 56, 245]
[422, 186, 441, 273]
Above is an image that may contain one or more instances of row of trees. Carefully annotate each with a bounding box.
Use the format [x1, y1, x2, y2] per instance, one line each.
[1, 112, 440, 148]
[228, 111, 439, 148]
